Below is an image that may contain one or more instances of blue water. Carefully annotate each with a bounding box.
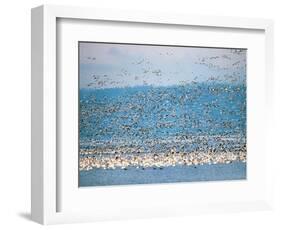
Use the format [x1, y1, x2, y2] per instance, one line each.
[80, 83, 246, 153]
[79, 162, 246, 186]
[79, 83, 246, 186]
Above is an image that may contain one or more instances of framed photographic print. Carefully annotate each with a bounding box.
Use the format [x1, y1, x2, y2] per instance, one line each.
[78, 42, 247, 187]
[31, 5, 274, 224]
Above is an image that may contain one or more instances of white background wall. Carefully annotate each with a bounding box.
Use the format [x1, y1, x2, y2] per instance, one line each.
[0, 0, 280, 229]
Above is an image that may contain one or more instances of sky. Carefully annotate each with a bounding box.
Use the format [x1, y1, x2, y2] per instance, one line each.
[79, 42, 246, 89]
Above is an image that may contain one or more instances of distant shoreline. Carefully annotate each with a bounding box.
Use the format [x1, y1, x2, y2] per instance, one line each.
[80, 82, 246, 91]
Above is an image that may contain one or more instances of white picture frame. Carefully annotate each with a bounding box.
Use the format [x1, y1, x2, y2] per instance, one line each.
[31, 5, 274, 225]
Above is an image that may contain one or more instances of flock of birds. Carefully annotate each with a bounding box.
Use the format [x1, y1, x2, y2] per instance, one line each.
[80, 147, 246, 171]
[80, 48, 247, 171]
[84, 48, 246, 89]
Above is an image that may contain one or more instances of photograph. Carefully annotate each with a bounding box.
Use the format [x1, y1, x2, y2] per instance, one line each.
[78, 42, 247, 187]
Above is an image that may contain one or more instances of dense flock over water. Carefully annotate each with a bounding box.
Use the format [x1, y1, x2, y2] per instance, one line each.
[79, 83, 246, 170]
[79, 45, 246, 174]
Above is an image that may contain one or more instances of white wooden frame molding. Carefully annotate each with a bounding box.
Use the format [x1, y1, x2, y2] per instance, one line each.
[31, 4, 274, 225]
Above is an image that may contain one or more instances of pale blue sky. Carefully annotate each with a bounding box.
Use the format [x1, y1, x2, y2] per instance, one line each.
[79, 42, 246, 89]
